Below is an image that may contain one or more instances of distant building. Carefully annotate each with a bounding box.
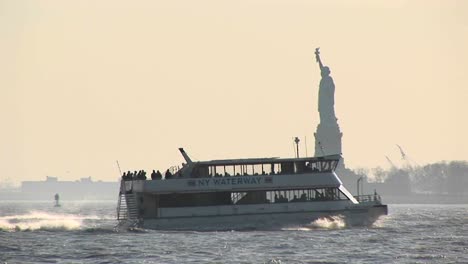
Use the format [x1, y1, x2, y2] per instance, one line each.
[14, 176, 119, 200]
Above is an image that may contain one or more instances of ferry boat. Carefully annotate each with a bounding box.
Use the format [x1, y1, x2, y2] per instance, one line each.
[116, 148, 387, 230]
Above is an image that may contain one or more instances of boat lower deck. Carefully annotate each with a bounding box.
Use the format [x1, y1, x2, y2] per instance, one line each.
[118, 195, 387, 230]
[136, 204, 387, 231]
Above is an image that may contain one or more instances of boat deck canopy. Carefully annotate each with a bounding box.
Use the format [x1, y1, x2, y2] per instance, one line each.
[196, 154, 341, 166]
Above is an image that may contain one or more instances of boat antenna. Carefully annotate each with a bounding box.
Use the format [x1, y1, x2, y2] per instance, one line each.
[179, 148, 193, 164]
[294, 137, 300, 158]
[116, 160, 122, 176]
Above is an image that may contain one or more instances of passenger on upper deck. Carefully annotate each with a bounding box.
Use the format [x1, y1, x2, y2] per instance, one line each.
[165, 169, 172, 179]
[122, 171, 128, 180]
[141, 170, 147, 180]
[156, 170, 162, 179]
[292, 195, 298, 202]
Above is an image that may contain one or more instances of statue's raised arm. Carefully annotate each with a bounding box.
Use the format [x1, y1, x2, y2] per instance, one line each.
[315, 48, 324, 71]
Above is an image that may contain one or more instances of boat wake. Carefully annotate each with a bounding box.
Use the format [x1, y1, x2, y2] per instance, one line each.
[0, 211, 112, 232]
[307, 215, 346, 229]
[282, 215, 346, 231]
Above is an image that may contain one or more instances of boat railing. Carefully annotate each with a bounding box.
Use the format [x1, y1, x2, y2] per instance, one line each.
[119, 179, 134, 193]
[169, 165, 181, 175]
[116, 180, 140, 227]
[354, 194, 381, 204]
[231, 192, 248, 204]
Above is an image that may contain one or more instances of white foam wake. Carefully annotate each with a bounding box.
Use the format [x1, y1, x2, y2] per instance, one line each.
[282, 215, 346, 231]
[0, 211, 98, 231]
[307, 215, 346, 229]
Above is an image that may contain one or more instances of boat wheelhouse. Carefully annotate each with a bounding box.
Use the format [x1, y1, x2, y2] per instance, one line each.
[116, 148, 387, 230]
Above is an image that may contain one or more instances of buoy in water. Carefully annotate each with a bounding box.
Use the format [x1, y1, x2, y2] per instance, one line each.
[54, 193, 61, 207]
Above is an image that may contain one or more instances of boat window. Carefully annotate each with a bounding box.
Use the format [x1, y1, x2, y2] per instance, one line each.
[281, 162, 294, 174]
[319, 161, 326, 171]
[158, 192, 232, 208]
[294, 162, 303, 174]
[270, 163, 281, 175]
[188, 158, 339, 179]
[156, 187, 350, 209]
[253, 164, 264, 175]
[302, 159, 339, 173]
[330, 160, 338, 170]
[224, 165, 234, 177]
[231, 187, 349, 205]
[192, 166, 209, 178]
[307, 161, 319, 172]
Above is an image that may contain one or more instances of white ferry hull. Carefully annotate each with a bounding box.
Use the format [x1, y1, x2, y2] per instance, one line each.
[137, 204, 387, 231]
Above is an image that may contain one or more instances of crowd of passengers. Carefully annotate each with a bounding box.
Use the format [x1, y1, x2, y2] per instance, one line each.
[122, 169, 288, 181]
[121, 169, 176, 181]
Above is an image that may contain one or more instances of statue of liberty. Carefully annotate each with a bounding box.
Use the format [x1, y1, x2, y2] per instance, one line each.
[315, 48, 336, 123]
[313, 48, 342, 158]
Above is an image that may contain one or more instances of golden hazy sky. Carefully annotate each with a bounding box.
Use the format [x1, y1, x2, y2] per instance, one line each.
[1, 0, 467, 183]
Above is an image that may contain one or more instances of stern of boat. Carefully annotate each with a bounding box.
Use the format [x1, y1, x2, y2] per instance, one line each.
[343, 194, 388, 226]
[116, 180, 142, 229]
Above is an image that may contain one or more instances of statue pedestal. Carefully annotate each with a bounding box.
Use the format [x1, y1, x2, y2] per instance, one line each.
[314, 121, 342, 158]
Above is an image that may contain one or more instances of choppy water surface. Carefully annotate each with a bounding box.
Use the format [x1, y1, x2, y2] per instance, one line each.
[0, 201, 466, 263]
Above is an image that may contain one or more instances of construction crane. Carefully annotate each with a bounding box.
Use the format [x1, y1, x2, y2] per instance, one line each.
[396, 144, 407, 161]
[396, 144, 419, 168]
[385, 155, 396, 168]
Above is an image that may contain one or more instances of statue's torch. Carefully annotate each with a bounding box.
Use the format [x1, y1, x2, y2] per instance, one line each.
[315, 47, 320, 62]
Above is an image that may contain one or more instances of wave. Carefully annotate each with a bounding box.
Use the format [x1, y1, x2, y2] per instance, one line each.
[308, 215, 346, 229]
[0, 211, 113, 232]
[281, 215, 346, 231]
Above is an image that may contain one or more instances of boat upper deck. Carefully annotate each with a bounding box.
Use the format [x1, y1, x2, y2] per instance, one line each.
[121, 150, 346, 195]
[126, 172, 344, 195]
[172, 151, 342, 180]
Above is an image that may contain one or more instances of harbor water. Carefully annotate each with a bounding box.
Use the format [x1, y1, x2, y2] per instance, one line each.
[0, 201, 466, 263]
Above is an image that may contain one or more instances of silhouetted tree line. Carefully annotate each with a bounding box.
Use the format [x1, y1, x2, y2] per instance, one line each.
[365, 161, 468, 195]
[410, 161, 468, 194]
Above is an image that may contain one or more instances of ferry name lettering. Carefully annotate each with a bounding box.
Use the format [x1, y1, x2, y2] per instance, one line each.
[196, 179, 211, 186]
[190, 177, 263, 187]
[212, 177, 262, 185]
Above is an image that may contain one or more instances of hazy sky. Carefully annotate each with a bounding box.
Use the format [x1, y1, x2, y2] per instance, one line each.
[1, 0, 467, 184]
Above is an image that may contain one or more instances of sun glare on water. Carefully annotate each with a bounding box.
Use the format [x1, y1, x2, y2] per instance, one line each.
[0, 211, 89, 231]
[307, 215, 346, 229]
[282, 215, 346, 231]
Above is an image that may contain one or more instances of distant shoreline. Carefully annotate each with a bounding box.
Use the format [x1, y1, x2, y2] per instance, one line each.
[381, 193, 467, 204]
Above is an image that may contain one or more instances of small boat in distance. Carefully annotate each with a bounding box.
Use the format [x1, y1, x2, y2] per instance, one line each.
[54, 193, 61, 207]
[116, 149, 387, 230]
